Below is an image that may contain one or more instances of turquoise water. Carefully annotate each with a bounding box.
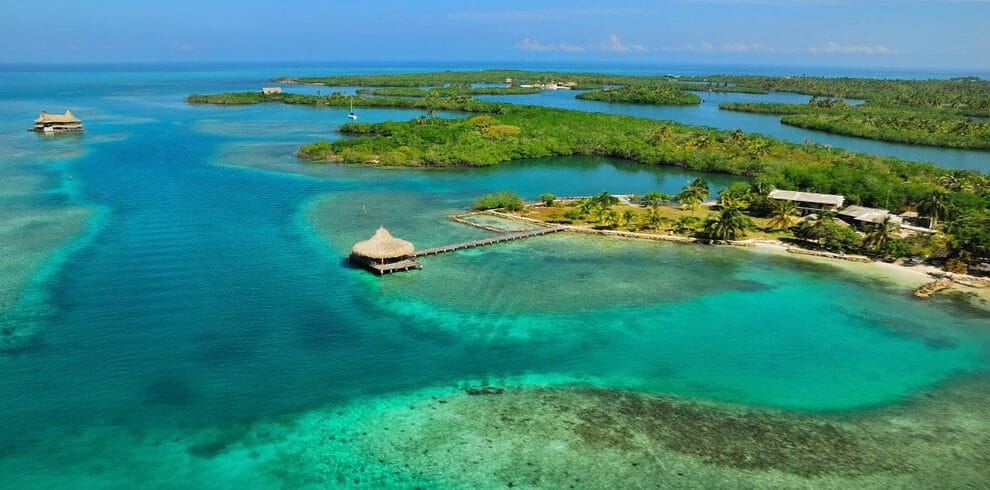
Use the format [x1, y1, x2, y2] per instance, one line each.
[1, 63, 988, 487]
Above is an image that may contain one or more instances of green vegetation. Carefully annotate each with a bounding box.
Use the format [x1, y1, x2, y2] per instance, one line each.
[472, 191, 524, 211]
[277, 70, 775, 95]
[515, 185, 983, 263]
[780, 110, 990, 150]
[720, 99, 990, 149]
[945, 209, 990, 260]
[276, 70, 684, 90]
[291, 102, 987, 236]
[356, 86, 541, 98]
[191, 79, 990, 263]
[684, 75, 990, 115]
[794, 213, 862, 253]
[185, 91, 503, 113]
[767, 200, 800, 230]
[576, 85, 701, 105]
[719, 101, 840, 115]
[704, 206, 755, 240]
[273, 70, 990, 115]
[672, 81, 769, 94]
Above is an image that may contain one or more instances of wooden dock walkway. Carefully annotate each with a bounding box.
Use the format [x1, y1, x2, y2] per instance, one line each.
[367, 258, 423, 275]
[413, 226, 565, 257]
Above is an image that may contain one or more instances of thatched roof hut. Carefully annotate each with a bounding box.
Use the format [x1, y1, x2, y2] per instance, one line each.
[351, 227, 415, 260]
[31, 110, 84, 132]
[35, 110, 81, 123]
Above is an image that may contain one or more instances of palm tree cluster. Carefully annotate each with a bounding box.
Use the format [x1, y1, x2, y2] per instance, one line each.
[703, 206, 755, 241]
[579, 191, 621, 226]
[676, 179, 710, 214]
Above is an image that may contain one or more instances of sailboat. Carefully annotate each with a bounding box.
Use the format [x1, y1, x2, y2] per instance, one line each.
[347, 98, 358, 120]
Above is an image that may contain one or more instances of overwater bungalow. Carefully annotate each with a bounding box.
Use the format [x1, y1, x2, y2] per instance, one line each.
[29, 110, 83, 133]
[768, 189, 844, 214]
[350, 226, 421, 274]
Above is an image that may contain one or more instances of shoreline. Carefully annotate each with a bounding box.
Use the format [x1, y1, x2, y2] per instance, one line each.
[483, 210, 990, 303]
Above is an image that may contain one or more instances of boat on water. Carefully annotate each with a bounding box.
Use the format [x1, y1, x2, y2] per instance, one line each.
[348, 100, 358, 120]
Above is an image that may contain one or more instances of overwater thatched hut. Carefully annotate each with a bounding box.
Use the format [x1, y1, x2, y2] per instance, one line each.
[30, 110, 83, 133]
[350, 227, 421, 274]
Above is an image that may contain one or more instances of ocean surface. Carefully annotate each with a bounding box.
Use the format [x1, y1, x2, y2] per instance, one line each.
[1, 62, 988, 488]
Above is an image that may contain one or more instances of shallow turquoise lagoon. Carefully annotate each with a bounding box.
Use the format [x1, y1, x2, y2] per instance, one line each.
[0, 63, 988, 487]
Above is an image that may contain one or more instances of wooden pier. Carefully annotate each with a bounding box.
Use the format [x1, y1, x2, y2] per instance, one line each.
[413, 226, 565, 257]
[367, 258, 423, 275]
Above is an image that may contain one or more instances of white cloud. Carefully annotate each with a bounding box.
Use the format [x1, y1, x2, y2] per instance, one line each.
[601, 34, 647, 53]
[810, 41, 897, 54]
[515, 38, 586, 53]
[170, 43, 211, 52]
[657, 41, 776, 53]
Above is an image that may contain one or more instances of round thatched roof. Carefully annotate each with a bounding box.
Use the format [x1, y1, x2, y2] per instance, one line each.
[351, 227, 415, 259]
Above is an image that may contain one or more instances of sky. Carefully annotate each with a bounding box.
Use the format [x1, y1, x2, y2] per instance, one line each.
[2, 0, 988, 70]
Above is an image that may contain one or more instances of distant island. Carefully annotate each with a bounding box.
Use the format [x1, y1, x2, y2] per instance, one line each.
[272, 70, 990, 149]
[721, 99, 990, 150]
[576, 85, 701, 105]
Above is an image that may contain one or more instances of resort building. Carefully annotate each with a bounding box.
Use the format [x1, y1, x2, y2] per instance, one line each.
[350, 227, 421, 274]
[261, 87, 283, 94]
[768, 189, 845, 214]
[517, 81, 573, 90]
[838, 206, 903, 229]
[30, 110, 83, 133]
[897, 211, 936, 231]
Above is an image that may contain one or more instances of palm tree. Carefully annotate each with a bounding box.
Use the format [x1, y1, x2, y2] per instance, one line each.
[688, 178, 710, 199]
[917, 189, 951, 229]
[717, 182, 752, 209]
[593, 191, 619, 210]
[673, 215, 700, 235]
[578, 198, 596, 216]
[644, 205, 664, 231]
[704, 206, 754, 241]
[676, 190, 702, 213]
[602, 209, 620, 228]
[767, 200, 799, 230]
[621, 210, 636, 228]
[677, 180, 709, 214]
[862, 215, 898, 252]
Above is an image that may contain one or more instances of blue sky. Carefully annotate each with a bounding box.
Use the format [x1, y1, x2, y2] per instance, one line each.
[3, 0, 988, 70]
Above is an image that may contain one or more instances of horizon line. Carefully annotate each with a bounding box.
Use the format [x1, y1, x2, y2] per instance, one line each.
[0, 59, 988, 73]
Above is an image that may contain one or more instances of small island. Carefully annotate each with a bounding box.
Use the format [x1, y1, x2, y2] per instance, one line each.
[576, 85, 701, 105]
[720, 99, 990, 150]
